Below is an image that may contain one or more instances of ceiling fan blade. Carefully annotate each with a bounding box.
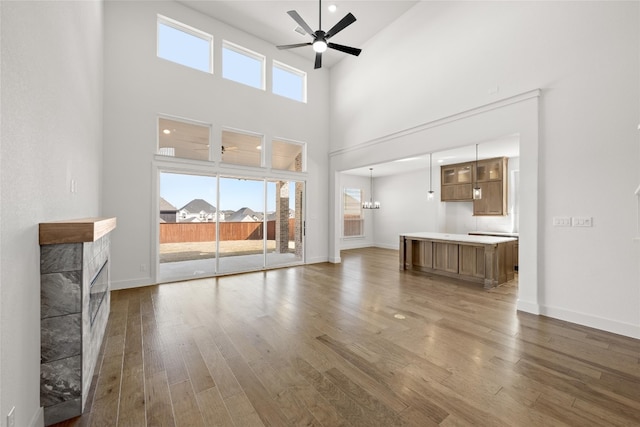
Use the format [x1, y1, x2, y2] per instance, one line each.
[277, 42, 312, 50]
[287, 10, 315, 36]
[328, 42, 362, 56]
[325, 13, 356, 39]
[314, 52, 322, 69]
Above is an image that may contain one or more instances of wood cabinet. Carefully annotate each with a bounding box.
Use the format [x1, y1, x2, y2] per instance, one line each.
[473, 157, 508, 216]
[434, 242, 459, 273]
[440, 157, 508, 216]
[399, 233, 517, 289]
[459, 245, 485, 278]
[441, 162, 473, 201]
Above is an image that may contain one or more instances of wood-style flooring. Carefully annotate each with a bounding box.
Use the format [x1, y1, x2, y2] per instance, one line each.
[52, 247, 640, 426]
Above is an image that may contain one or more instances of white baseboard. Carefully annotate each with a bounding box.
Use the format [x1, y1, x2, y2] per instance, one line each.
[305, 256, 329, 265]
[30, 407, 44, 427]
[538, 304, 640, 339]
[516, 299, 541, 315]
[329, 257, 341, 263]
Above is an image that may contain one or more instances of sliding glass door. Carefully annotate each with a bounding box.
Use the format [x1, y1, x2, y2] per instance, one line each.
[217, 176, 266, 274]
[158, 172, 305, 282]
[158, 172, 217, 282]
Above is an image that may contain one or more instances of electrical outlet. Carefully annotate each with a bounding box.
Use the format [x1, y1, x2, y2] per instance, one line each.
[553, 216, 571, 227]
[572, 216, 593, 227]
[7, 406, 15, 427]
[140, 263, 147, 272]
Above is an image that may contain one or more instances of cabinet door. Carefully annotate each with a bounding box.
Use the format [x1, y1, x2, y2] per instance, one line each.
[459, 245, 485, 278]
[434, 243, 458, 273]
[411, 240, 433, 268]
[456, 164, 472, 183]
[476, 158, 503, 182]
[442, 167, 457, 185]
[442, 183, 472, 201]
[473, 181, 505, 215]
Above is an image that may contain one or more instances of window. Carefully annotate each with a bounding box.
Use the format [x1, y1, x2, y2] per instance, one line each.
[221, 129, 263, 167]
[158, 117, 211, 161]
[157, 15, 212, 73]
[222, 41, 265, 89]
[272, 61, 306, 102]
[343, 188, 364, 237]
[272, 139, 305, 172]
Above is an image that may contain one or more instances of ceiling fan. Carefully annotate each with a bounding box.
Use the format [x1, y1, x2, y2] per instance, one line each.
[276, 0, 362, 69]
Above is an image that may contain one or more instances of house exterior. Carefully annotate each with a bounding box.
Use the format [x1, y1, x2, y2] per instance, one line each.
[159, 197, 178, 223]
[1, 1, 639, 426]
[178, 198, 221, 222]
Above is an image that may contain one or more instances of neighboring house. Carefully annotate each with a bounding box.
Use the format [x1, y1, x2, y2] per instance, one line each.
[178, 198, 222, 222]
[159, 197, 178, 223]
[227, 207, 262, 222]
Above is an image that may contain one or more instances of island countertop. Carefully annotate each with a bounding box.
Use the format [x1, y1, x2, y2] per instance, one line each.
[400, 231, 517, 245]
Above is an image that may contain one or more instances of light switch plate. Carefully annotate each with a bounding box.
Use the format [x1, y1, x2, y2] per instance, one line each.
[572, 216, 593, 227]
[553, 216, 571, 227]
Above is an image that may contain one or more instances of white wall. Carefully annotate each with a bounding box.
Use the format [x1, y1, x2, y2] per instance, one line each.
[330, 2, 640, 338]
[0, 2, 104, 426]
[103, 1, 330, 288]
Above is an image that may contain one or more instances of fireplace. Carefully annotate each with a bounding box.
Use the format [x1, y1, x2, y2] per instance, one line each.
[89, 260, 108, 326]
[39, 217, 116, 426]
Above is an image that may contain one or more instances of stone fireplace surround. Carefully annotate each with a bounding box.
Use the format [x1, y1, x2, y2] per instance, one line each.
[39, 217, 116, 426]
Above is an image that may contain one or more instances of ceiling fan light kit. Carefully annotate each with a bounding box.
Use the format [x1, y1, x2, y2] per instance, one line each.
[276, 0, 362, 69]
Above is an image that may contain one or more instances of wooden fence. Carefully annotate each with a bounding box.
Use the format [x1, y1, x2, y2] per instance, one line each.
[160, 220, 296, 243]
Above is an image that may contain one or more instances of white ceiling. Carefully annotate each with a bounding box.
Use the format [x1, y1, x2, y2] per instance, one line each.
[342, 135, 521, 177]
[178, 0, 419, 68]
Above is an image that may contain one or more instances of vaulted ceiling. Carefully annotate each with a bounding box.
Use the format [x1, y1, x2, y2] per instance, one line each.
[178, 1, 419, 68]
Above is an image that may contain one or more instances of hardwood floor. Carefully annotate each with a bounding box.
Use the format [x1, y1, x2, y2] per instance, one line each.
[52, 247, 640, 426]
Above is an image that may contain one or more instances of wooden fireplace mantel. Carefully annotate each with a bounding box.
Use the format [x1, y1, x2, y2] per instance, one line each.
[39, 217, 117, 245]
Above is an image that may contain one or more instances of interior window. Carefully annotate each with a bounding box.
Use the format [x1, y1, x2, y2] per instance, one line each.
[158, 117, 211, 161]
[272, 139, 305, 172]
[221, 129, 263, 167]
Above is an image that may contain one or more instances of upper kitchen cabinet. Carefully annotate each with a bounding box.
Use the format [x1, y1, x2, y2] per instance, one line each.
[441, 157, 509, 216]
[473, 157, 508, 216]
[441, 162, 473, 201]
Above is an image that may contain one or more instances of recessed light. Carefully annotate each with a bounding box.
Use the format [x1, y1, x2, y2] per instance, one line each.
[328, 4, 337, 13]
[162, 129, 171, 135]
[256, 146, 262, 150]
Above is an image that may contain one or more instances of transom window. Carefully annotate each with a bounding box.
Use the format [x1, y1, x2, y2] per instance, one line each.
[158, 117, 211, 161]
[157, 15, 212, 73]
[272, 139, 305, 172]
[272, 61, 306, 102]
[222, 41, 265, 90]
[221, 129, 263, 167]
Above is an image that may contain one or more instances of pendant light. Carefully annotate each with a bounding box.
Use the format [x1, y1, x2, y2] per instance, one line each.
[362, 168, 380, 209]
[473, 144, 482, 200]
[427, 153, 435, 201]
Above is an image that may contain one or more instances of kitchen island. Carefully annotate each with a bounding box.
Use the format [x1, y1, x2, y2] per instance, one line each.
[399, 232, 517, 289]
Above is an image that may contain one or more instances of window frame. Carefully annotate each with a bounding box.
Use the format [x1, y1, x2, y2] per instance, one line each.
[271, 138, 307, 173]
[222, 40, 266, 90]
[272, 60, 307, 103]
[157, 15, 213, 74]
[342, 188, 365, 238]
